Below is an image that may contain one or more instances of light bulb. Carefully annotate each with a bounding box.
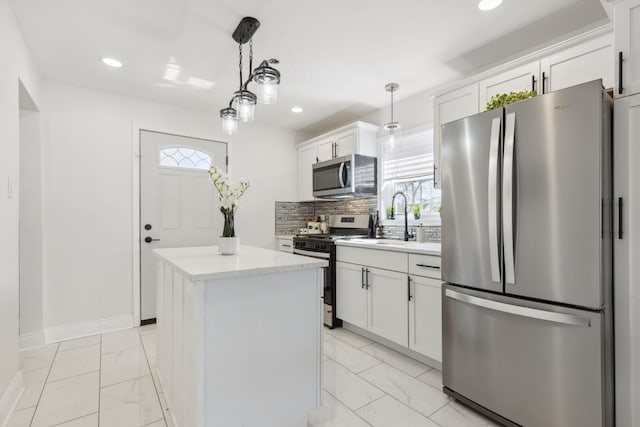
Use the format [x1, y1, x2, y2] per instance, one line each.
[257, 80, 278, 104]
[222, 116, 238, 135]
[220, 107, 238, 135]
[235, 100, 255, 122]
[232, 90, 257, 122]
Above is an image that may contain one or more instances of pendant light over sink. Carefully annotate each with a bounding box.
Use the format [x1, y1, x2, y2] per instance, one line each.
[219, 17, 281, 135]
[383, 83, 401, 147]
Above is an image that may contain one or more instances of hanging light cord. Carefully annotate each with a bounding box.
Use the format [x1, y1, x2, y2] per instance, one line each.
[238, 44, 243, 90]
[390, 88, 395, 123]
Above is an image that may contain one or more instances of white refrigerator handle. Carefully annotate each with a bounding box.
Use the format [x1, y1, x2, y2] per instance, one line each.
[488, 116, 502, 284]
[503, 112, 516, 286]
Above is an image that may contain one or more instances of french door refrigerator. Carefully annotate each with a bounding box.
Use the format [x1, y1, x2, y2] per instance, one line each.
[441, 79, 614, 427]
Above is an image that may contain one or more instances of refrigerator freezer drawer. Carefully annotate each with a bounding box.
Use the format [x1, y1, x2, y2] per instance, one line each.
[442, 285, 605, 426]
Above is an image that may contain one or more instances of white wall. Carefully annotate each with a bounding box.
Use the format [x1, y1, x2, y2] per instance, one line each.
[19, 109, 43, 337]
[43, 81, 298, 330]
[0, 0, 42, 414]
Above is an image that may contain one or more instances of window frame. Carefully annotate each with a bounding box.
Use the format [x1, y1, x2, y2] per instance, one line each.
[378, 125, 441, 227]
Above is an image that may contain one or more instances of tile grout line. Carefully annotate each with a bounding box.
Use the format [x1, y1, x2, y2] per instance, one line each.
[322, 389, 373, 427]
[49, 411, 99, 427]
[354, 361, 450, 422]
[138, 325, 169, 427]
[45, 369, 100, 385]
[28, 342, 60, 427]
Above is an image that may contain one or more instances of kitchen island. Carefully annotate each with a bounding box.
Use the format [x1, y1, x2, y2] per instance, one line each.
[153, 245, 327, 427]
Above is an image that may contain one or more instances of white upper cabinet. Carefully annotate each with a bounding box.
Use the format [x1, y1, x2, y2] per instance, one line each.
[297, 141, 317, 201]
[317, 129, 360, 162]
[615, 0, 640, 97]
[433, 84, 479, 188]
[433, 32, 614, 189]
[296, 122, 379, 200]
[541, 34, 613, 93]
[478, 61, 541, 110]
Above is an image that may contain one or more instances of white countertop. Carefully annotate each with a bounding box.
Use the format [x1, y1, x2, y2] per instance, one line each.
[336, 239, 441, 256]
[153, 245, 328, 281]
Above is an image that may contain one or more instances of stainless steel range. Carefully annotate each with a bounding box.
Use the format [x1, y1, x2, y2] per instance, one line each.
[293, 214, 371, 328]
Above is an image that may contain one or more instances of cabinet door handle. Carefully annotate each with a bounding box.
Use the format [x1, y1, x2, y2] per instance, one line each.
[281, 244, 291, 248]
[619, 197, 624, 240]
[619, 51, 624, 95]
[416, 263, 440, 269]
[542, 72, 547, 94]
[361, 267, 365, 289]
[365, 268, 370, 289]
[407, 276, 413, 301]
[531, 75, 537, 92]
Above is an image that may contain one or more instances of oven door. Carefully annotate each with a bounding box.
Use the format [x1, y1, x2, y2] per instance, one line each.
[312, 156, 352, 197]
[292, 248, 335, 327]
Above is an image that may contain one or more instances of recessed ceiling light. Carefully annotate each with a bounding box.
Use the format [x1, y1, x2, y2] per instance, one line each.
[101, 57, 123, 68]
[478, 0, 503, 11]
[291, 107, 303, 113]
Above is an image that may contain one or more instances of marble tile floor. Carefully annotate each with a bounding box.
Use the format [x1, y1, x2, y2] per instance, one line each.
[6, 323, 496, 427]
[6, 324, 167, 427]
[311, 326, 498, 427]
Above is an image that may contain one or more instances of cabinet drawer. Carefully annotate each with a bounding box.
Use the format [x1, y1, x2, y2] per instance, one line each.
[337, 246, 408, 272]
[408, 254, 441, 278]
[276, 238, 294, 253]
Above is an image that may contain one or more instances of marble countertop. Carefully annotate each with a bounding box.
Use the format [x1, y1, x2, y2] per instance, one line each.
[153, 245, 328, 282]
[336, 239, 441, 256]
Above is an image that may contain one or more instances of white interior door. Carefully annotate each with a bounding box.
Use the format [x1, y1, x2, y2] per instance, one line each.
[140, 130, 227, 322]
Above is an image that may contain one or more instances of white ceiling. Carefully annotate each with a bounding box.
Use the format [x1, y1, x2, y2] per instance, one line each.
[10, 0, 608, 134]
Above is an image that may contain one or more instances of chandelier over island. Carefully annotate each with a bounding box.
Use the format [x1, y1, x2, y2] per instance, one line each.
[220, 17, 281, 135]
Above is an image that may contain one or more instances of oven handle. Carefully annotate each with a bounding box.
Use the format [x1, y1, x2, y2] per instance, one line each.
[293, 248, 331, 259]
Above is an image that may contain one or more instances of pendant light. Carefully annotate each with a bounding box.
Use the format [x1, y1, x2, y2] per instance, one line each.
[219, 17, 282, 135]
[383, 83, 401, 146]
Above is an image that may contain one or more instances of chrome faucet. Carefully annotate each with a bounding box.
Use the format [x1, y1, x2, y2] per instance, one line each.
[391, 191, 413, 241]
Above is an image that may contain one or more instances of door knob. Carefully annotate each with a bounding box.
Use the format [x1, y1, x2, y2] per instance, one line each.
[144, 224, 152, 230]
[144, 236, 160, 243]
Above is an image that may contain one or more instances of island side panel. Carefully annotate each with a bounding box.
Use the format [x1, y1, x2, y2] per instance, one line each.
[203, 268, 323, 427]
[155, 260, 205, 427]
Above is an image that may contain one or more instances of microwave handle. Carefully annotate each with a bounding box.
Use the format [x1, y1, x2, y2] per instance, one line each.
[338, 163, 346, 188]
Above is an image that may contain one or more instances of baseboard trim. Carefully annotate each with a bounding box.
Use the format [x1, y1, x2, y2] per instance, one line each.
[44, 315, 133, 344]
[19, 331, 45, 351]
[342, 322, 442, 371]
[0, 371, 24, 427]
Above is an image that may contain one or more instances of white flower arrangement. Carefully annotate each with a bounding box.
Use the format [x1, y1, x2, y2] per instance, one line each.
[209, 167, 250, 237]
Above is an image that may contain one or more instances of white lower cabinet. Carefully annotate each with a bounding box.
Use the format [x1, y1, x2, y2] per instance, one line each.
[409, 275, 442, 362]
[336, 261, 368, 330]
[367, 267, 408, 347]
[336, 246, 442, 361]
[336, 263, 408, 346]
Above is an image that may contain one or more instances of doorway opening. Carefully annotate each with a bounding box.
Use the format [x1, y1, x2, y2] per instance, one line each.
[18, 80, 44, 348]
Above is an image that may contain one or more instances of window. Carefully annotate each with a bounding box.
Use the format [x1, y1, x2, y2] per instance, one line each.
[380, 126, 441, 222]
[159, 147, 212, 170]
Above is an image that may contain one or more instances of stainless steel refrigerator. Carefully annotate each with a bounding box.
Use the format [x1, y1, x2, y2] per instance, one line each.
[441, 80, 614, 427]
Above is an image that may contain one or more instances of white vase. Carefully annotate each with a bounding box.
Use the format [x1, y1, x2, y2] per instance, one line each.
[218, 236, 240, 255]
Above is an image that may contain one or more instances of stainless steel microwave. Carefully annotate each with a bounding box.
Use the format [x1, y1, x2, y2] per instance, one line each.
[312, 154, 377, 198]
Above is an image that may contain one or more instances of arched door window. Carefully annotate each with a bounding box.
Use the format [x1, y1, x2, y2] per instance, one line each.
[159, 147, 212, 170]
